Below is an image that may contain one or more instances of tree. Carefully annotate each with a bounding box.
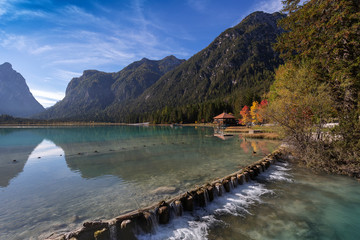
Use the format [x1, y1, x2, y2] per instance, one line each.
[240, 105, 251, 126]
[250, 101, 260, 124]
[276, 0, 360, 145]
[260, 99, 268, 108]
[268, 61, 333, 146]
[258, 99, 269, 123]
[270, 0, 360, 176]
[250, 100, 269, 124]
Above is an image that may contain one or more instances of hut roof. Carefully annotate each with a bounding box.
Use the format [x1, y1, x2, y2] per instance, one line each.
[213, 113, 235, 119]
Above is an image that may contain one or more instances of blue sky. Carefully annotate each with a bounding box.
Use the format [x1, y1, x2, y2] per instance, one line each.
[0, 0, 284, 107]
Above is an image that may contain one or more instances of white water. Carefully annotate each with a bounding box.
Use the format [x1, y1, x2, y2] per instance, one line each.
[137, 162, 292, 240]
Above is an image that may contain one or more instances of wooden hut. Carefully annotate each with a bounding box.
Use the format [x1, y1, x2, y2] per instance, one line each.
[213, 113, 237, 126]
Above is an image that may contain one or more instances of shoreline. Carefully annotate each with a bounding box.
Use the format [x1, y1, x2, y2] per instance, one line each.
[0, 124, 282, 140]
[0, 123, 216, 127]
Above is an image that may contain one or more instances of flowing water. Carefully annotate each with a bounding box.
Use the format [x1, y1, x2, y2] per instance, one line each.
[1, 126, 359, 240]
[136, 162, 360, 240]
[0, 126, 278, 239]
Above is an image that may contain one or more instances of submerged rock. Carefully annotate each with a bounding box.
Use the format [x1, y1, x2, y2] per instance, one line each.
[150, 186, 177, 195]
[69, 215, 80, 223]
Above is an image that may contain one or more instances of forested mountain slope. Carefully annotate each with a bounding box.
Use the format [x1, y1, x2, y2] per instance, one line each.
[37, 56, 184, 120]
[107, 11, 285, 122]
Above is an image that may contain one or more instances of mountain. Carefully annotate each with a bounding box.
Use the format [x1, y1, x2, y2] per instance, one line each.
[39, 11, 284, 123]
[108, 11, 285, 122]
[111, 55, 185, 102]
[37, 56, 184, 120]
[0, 62, 44, 117]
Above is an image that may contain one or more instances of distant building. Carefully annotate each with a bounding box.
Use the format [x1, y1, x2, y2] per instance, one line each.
[213, 113, 237, 126]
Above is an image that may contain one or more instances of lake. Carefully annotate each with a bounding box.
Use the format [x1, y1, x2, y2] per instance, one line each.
[0, 126, 278, 239]
[1, 126, 359, 240]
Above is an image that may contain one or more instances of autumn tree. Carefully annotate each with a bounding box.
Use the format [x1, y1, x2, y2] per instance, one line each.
[250, 101, 260, 124]
[268, 61, 333, 147]
[240, 105, 251, 126]
[259, 99, 269, 123]
[249, 100, 268, 125]
[271, 0, 360, 176]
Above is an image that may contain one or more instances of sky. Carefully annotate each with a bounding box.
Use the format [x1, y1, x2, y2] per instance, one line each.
[0, 0, 284, 108]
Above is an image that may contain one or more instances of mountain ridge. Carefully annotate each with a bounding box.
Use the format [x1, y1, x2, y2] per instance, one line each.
[106, 11, 285, 122]
[37, 55, 185, 120]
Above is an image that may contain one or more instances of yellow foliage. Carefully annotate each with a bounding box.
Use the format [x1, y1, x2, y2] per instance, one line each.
[250, 101, 264, 124]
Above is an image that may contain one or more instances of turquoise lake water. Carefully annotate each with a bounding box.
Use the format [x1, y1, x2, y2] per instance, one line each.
[0, 126, 359, 240]
[0, 126, 277, 239]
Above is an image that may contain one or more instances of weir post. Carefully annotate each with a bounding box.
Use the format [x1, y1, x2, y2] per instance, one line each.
[231, 176, 237, 188]
[196, 189, 206, 207]
[256, 165, 262, 173]
[119, 220, 136, 240]
[172, 200, 183, 217]
[248, 170, 255, 180]
[180, 193, 194, 212]
[222, 179, 231, 192]
[140, 211, 156, 233]
[237, 174, 244, 185]
[260, 162, 266, 171]
[207, 185, 214, 202]
[157, 201, 170, 224]
[243, 171, 250, 182]
[215, 182, 223, 196]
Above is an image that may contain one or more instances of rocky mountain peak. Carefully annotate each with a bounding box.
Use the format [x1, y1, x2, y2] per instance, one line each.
[82, 70, 101, 78]
[240, 11, 284, 30]
[0, 62, 44, 117]
[0, 62, 12, 70]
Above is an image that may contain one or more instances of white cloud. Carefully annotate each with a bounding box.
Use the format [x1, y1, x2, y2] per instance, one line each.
[0, 31, 52, 55]
[31, 89, 65, 107]
[31, 89, 65, 100]
[232, 0, 285, 27]
[12, 9, 48, 19]
[30, 45, 53, 55]
[53, 69, 82, 82]
[0, 0, 49, 20]
[0, 32, 27, 50]
[0, 0, 11, 17]
[256, 0, 283, 13]
[35, 97, 59, 107]
[0, 0, 192, 104]
[0, 1, 182, 68]
[0, 8, 6, 17]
